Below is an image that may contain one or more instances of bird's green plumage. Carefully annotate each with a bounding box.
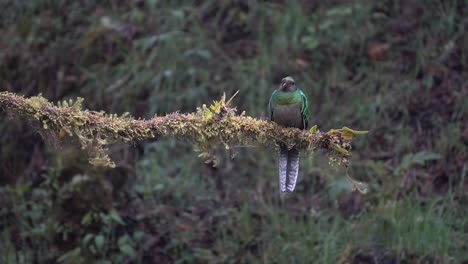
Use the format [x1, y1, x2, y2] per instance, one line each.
[269, 77, 309, 193]
[269, 88, 309, 129]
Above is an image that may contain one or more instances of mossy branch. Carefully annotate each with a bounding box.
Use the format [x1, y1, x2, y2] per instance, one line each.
[0, 91, 368, 192]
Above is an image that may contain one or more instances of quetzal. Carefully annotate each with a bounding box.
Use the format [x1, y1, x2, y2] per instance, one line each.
[268, 76, 309, 193]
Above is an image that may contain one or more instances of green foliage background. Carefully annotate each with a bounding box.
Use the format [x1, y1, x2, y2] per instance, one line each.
[0, 0, 467, 263]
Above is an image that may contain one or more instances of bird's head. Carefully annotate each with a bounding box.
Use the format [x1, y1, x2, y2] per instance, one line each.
[279, 76, 296, 92]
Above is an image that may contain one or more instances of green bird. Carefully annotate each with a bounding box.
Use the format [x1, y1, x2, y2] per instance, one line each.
[268, 76, 309, 193]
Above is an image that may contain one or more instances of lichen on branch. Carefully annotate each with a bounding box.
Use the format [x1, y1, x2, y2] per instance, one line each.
[0, 91, 368, 192]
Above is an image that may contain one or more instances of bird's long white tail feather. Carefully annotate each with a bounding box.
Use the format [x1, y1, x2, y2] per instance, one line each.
[287, 149, 300, 192]
[279, 147, 288, 193]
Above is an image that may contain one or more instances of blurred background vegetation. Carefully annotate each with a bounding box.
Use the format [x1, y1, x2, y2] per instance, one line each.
[0, 0, 467, 263]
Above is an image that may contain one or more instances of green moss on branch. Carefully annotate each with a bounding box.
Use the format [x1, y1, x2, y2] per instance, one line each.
[0, 91, 367, 190]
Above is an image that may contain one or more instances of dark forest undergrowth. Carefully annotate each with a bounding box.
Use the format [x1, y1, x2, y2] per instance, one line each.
[0, 0, 467, 263]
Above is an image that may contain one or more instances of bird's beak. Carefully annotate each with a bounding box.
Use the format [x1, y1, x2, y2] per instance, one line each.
[281, 83, 287, 89]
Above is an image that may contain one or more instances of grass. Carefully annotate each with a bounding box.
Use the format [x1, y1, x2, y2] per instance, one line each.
[0, 0, 467, 262]
[136, 144, 467, 263]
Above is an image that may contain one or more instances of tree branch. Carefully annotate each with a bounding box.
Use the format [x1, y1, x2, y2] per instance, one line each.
[0, 91, 368, 191]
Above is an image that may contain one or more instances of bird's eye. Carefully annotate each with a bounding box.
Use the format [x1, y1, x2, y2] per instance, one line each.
[292, 82, 295, 85]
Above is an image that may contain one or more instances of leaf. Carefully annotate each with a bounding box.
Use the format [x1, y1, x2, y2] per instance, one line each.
[410, 151, 442, 165]
[342, 127, 369, 135]
[328, 127, 369, 140]
[326, 6, 353, 16]
[109, 209, 125, 225]
[318, 19, 335, 31]
[302, 35, 320, 50]
[57, 247, 81, 263]
[116, 235, 136, 257]
[83, 233, 94, 244]
[309, 125, 317, 133]
[94, 235, 105, 249]
[209, 94, 225, 114]
[119, 244, 136, 257]
[333, 143, 350, 155]
[341, 127, 369, 140]
[396, 151, 442, 175]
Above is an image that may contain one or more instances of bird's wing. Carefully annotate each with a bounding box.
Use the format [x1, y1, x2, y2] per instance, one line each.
[299, 89, 309, 129]
[268, 90, 278, 121]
